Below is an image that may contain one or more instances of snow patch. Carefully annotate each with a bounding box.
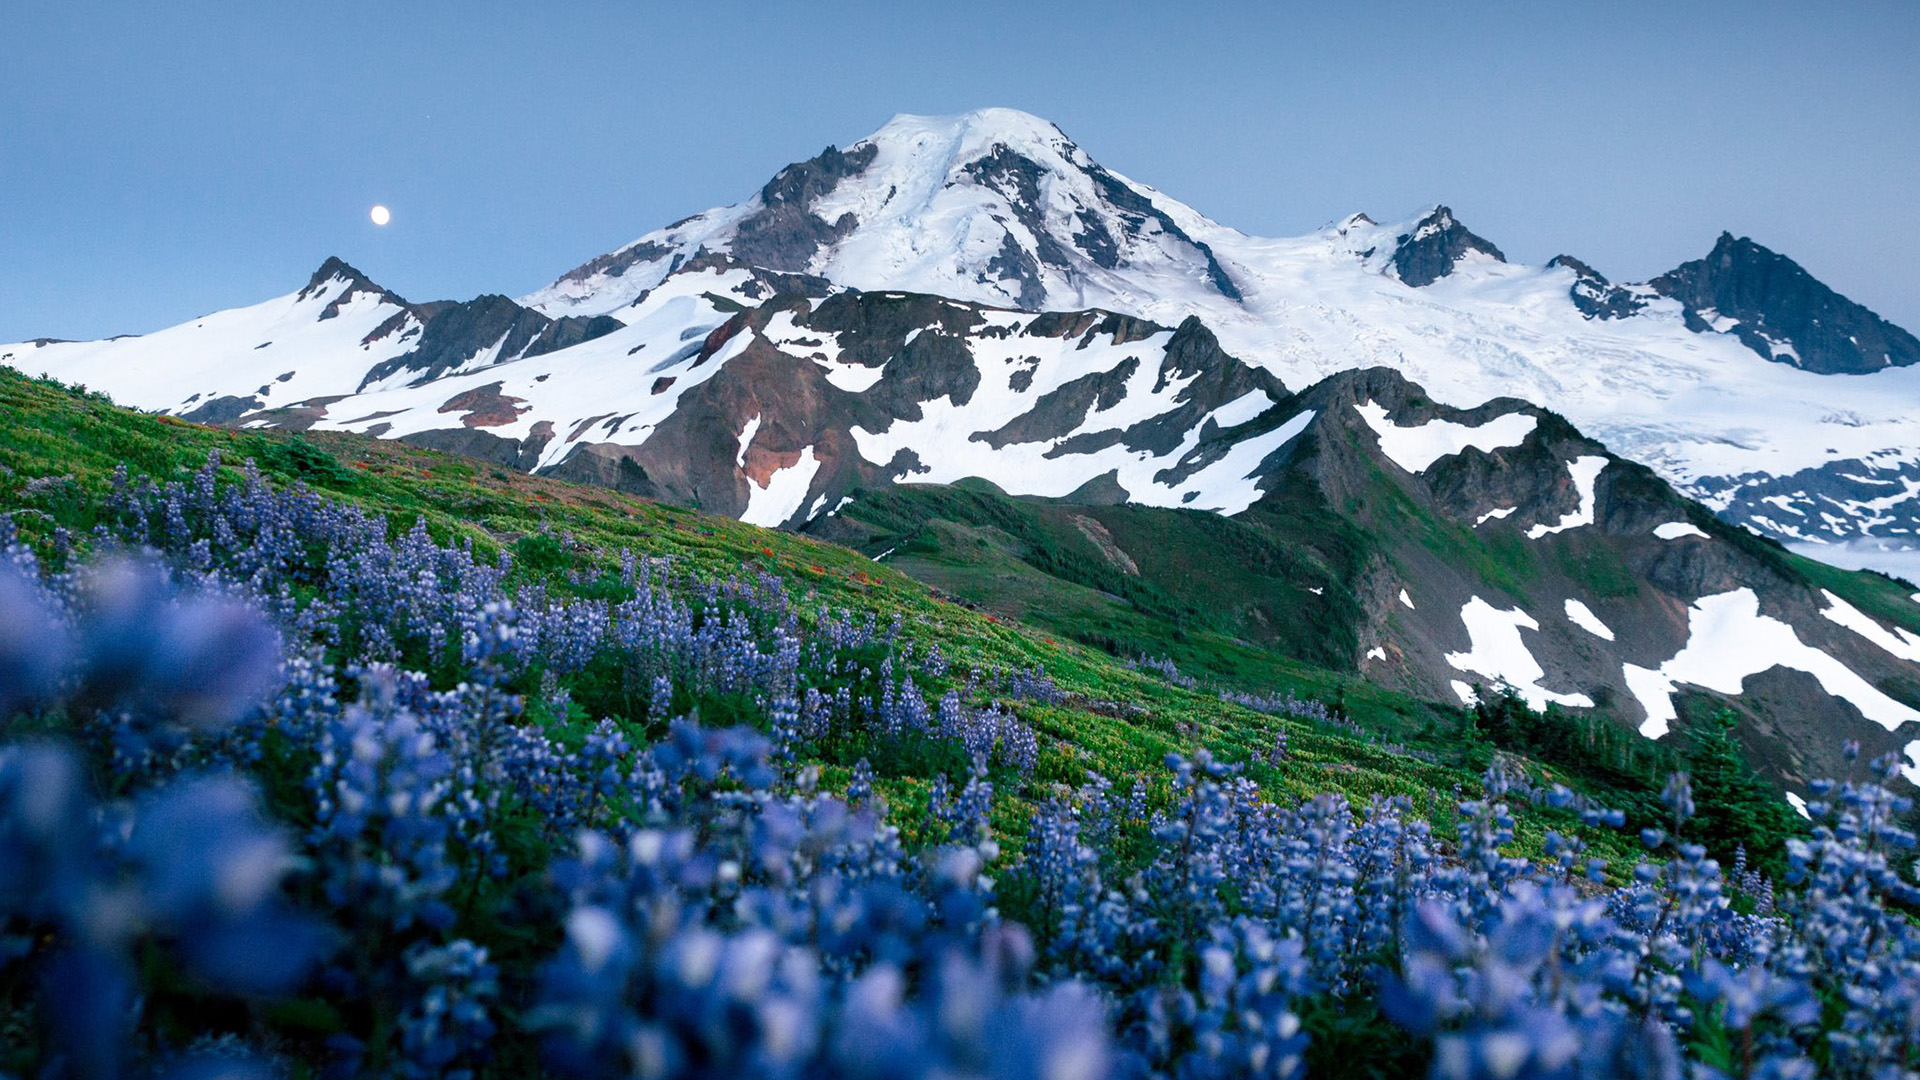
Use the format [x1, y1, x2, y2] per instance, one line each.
[1526, 456, 1609, 539]
[736, 414, 761, 468]
[1819, 590, 1920, 661]
[1399, 589, 1415, 610]
[1785, 792, 1811, 820]
[1354, 400, 1538, 474]
[822, 360, 888, 393]
[741, 447, 822, 528]
[1451, 680, 1477, 704]
[1209, 389, 1275, 429]
[1622, 588, 1920, 739]
[1475, 507, 1517, 527]
[1654, 521, 1709, 540]
[1444, 596, 1596, 712]
[1565, 599, 1616, 641]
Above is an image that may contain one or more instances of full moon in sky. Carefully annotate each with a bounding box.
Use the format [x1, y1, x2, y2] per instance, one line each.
[369, 205, 391, 226]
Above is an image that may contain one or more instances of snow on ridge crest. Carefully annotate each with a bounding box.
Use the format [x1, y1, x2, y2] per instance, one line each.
[856, 108, 1077, 160]
[1353, 400, 1538, 473]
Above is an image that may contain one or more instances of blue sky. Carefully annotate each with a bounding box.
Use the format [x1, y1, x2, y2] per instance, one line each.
[5, 0, 1918, 341]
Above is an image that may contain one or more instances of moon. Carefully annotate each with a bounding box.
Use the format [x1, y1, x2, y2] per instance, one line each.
[369, 205, 391, 226]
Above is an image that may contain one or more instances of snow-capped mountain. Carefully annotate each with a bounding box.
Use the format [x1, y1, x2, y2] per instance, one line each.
[11, 108, 1920, 548]
[523, 109, 1245, 319]
[5, 106, 1919, 786]
[509, 109, 1920, 557]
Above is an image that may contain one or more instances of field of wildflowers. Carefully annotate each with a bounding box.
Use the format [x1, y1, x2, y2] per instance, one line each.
[4, 369, 1918, 1079]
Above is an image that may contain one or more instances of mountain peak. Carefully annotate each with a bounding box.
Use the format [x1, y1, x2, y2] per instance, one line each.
[526, 106, 1242, 317]
[297, 256, 408, 320]
[1651, 232, 1920, 373]
[302, 256, 375, 293]
[1708, 231, 1771, 264]
[1388, 205, 1506, 287]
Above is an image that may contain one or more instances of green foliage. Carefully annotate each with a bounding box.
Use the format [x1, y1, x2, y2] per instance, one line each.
[1554, 540, 1640, 599]
[511, 531, 573, 575]
[1682, 710, 1803, 873]
[1472, 690, 1805, 872]
[1298, 994, 1431, 1079]
[823, 476, 1363, 676]
[258, 435, 358, 488]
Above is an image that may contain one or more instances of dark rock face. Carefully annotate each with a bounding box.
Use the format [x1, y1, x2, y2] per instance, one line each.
[664, 253, 838, 308]
[1547, 255, 1649, 320]
[984, 232, 1047, 309]
[1390, 207, 1507, 287]
[806, 290, 984, 365]
[400, 422, 554, 471]
[357, 296, 621, 390]
[963, 146, 1079, 308]
[435, 381, 530, 428]
[1261, 366, 1920, 791]
[726, 143, 879, 272]
[1157, 316, 1232, 384]
[963, 146, 1078, 268]
[294, 260, 626, 395]
[1059, 318, 1290, 466]
[180, 395, 264, 424]
[1650, 233, 1920, 374]
[974, 357, 1141, 448]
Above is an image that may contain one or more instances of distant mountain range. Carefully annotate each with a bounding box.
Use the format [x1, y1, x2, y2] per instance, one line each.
[7, 107, 1919, 791]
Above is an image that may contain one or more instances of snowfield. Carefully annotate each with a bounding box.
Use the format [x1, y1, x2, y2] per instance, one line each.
[1622, 588, 1920, 740]
[0, 273, 420, 414]
[1445, 596, 1596, 711]
[742, 447, 823, 528]
[1820, 590, 1920, 663]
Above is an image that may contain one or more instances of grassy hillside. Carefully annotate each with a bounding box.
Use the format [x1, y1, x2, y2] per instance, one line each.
[0, 365, 1669, 859]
